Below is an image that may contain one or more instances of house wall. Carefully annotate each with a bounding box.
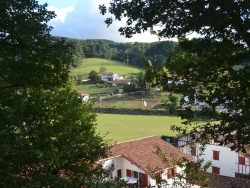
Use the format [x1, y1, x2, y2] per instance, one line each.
[178, 136, 250, 178]
[102, 157, 186, 187]
[101, 73, 119, 81]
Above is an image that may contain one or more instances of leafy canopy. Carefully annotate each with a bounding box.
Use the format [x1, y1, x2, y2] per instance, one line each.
[0, 0, 108, 187]
[100, 0, 250, 152]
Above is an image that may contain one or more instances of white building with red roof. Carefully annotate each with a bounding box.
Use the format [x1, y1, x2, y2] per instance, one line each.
[79, 91, 89, 102]
[178, 133, 250, 180]
[101, 72, 119, 81]
[100, 136, 191, 187]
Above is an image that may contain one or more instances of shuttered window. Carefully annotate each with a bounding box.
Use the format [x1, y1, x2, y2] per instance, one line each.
[239, 156, 245, 165]
[167, 167, 177, 179]
[212, 166, 220, 174]
[191, 147, 196, 156]
[126, 169, 131, 177]
[117, 169, 121, 178]
[213, 150, 220, 160]
[155, 172, 162, 184]
[141, 173, 148, 187]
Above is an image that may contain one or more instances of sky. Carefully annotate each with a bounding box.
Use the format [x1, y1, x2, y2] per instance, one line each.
[37, 0, 172, 43]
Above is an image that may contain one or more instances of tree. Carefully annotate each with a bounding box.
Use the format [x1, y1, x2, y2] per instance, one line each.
[100, 1, 250, 151]
[99, 66, 107, 74]
[0, 1, 71, 90]
[0, 83, 108, 187]
[88, 70, 99, 82]
[0, 1, 108, 186]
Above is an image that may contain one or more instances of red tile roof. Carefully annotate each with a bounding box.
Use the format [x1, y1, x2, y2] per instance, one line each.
[112, 79, 131, 85]
[107, 136, 191, 174]
[79, 91, 89, 95]
[191, 171, 250, 188]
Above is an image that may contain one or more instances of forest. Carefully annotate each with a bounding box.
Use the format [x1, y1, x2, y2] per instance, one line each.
[52, 36, 178, 68]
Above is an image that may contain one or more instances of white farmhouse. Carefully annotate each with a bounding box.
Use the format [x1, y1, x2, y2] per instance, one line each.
[100, 136, 191, 187]
[101, 72, 122, 81]
[79, 91, 89, 102]
[178, 133, 250, 179]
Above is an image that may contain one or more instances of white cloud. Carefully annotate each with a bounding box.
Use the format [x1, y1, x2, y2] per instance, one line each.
[48, 6, 75, 23]
[43, 0, 174, 42]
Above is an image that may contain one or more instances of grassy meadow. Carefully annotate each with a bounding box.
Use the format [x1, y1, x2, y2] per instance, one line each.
[71, 58, 144, 98]
[71, 58, 143, 79]
[96, 113, 184, 144]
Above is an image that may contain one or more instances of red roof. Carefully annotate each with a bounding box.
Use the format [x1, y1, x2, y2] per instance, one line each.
[79, 91, 89, 95]
[107, 136, 191, 174]
[112, 79, 131, 85]
[191, 171, 250, 187]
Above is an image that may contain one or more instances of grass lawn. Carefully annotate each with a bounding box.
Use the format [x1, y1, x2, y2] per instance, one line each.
[96, 113, 184, 144]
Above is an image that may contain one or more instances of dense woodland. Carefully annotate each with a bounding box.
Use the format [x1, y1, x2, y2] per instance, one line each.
[52, 36, 178, 68]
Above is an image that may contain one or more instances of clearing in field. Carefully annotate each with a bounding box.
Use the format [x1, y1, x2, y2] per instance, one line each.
[96, 113, 184, 144]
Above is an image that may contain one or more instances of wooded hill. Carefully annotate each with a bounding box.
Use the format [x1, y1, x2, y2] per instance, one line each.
[52, 36, 178, 68]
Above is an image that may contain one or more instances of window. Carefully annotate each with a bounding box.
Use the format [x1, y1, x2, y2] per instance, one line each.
[212, 166, 220, 174]
[213, 150, 220, 160]
[191, 147, 196, 156]
[132, 171, 138, 178]
[117, 169, 121, 178]
[167, 167, 177, 179]
[155, 172, 162, 184]
[126, 169, 131, 177]
[239, 156, 245, 165]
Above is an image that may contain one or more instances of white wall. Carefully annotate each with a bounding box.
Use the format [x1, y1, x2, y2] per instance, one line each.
[178, 137, 250, 178]
[101, 156, 187, 187]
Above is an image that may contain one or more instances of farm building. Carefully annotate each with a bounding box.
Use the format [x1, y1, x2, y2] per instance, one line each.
[112, 79, 131, 87]
[99, 136, 191, 187]
[79, 91, 89, 101]
[178, 132, 250, 179]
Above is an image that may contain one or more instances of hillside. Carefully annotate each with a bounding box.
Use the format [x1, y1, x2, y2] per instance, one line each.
[53, 37, 177, 68]
[70, 58, 144, 98]
[70, 58, 143, 80]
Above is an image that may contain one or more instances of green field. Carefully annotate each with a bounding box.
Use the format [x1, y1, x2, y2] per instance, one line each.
[75, 82, 118, 98]
[71, 58, 143, 79]
[96, 113, 183, 143]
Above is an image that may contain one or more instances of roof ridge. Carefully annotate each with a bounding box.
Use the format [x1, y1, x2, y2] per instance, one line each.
[114, 135, 159, 145]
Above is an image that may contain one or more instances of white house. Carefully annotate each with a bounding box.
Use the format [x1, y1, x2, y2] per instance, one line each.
[101, 72, 127, 82]
[101, 72, 126, 81]
[177, 133, 250, 179]
[79, 91, 89, 101]
[100, 136, 191, 187]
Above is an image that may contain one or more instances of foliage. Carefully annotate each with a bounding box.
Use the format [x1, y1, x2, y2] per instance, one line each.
[99, 66, 107, 74]
[123, 71, 146, 92]
[100, 0, 250, 152]
[88, 70, 99, 82]
[0, 1, 71, 90]
[122, 84, 137, 92]
[0, 84, 108, 187]
[165, 93, 182, 113]
[0, 1, 108, 187]
[96, 81, 112, 88]
[56, 37, 177, 69]
[133, 71, 146, 89]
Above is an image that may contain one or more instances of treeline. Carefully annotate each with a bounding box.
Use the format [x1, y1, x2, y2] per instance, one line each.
[52, 36, 178, 68]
